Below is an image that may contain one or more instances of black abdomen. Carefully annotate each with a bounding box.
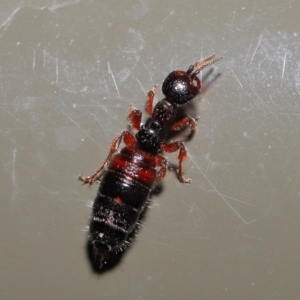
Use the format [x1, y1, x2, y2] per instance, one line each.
[88, 146, 157, 267]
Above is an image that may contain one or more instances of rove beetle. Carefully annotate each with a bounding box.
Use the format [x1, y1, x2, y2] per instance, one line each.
[79, 54, 222, 270]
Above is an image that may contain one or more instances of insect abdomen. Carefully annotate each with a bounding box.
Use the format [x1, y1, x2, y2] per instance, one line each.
[88, 146, 157, 265]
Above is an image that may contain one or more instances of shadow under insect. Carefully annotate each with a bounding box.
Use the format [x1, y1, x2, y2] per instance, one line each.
[81, 55, 222, 274]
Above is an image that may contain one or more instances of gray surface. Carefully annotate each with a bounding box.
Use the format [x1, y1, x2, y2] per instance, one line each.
[1, 0, 300, 299]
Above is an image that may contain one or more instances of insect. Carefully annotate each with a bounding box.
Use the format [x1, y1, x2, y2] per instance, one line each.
[79, 54, 222, 270]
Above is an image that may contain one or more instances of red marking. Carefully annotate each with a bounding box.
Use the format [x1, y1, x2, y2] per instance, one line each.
[136, 168, 156, 184]
[114, 196, 124, 204]
[111, 155, 128, 170]
[110, 148, 157, 185]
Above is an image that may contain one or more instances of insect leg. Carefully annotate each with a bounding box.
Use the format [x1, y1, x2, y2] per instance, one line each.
[170, 116, 199, 135]
[155, 154, 172, 183]
[78, 130, 136, 185]
[145, 84, 158, 117]
[161, 141, 191, 184]
[127, 104, 142, 130]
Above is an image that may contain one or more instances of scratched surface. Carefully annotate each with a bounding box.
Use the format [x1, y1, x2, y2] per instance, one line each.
[1, 1, 300, 299]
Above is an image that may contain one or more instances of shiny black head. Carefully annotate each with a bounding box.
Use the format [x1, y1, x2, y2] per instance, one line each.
[162, 70, 200, 105]
[162, 54, 222, 105]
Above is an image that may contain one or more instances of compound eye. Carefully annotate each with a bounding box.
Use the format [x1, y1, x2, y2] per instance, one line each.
[162, 71, 199, 105]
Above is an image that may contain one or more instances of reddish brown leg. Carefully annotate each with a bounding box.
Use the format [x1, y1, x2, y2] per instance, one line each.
[155, 154, 172, 183]
[146, 84, 158, 117]
[161, 141, 191, 184]
[78, 130, 136, 185]
[127, 104, 142, 130]
[170, 116, 199, 134]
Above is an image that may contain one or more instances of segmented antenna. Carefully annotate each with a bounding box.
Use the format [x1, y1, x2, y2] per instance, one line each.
[188, 54, 222, 78]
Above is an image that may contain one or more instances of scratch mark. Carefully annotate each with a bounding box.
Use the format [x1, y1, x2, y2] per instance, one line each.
[49, 0, 80, 12]
[243, 131, 255, 141]
[231, 69, 243, 88]
[245, 38, 254, 63]
[33, 49, 36, 71]
[162, 9, 174, 23]
[137, 78, 147, 94]
[244, 69, 283, 125]
[250, 35, 263, 62]
[103, 79, 110, 98]
[281, 49, 287, 86]
[61, 110, 106, 151]
[268, 95, 275, 106]
[141, 61, 154, 85]
[0, 104, 27, 127]
[56, 55, 59, 83]
[43, 49, 47, 68]
[137, 78, 158, 105]
[253, 87, 283, 124]
[185, 201, 196, 222]
[108, 61, 121, 99]
[11, 148, 17, 188]
[241, 233, 265, 242]
[0, 7, 21, 30]
[190, 157, 256, 225]
[267, 42, 283, 70]
[295, 83, 300, 96]
[0, 129, 33, 159]
[10, 148, 17, 204]
[90, 113, 109, 137]
[220, 194, 269, 211]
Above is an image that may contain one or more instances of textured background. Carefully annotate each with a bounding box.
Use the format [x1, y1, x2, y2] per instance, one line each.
[1, 1, 300, 299]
